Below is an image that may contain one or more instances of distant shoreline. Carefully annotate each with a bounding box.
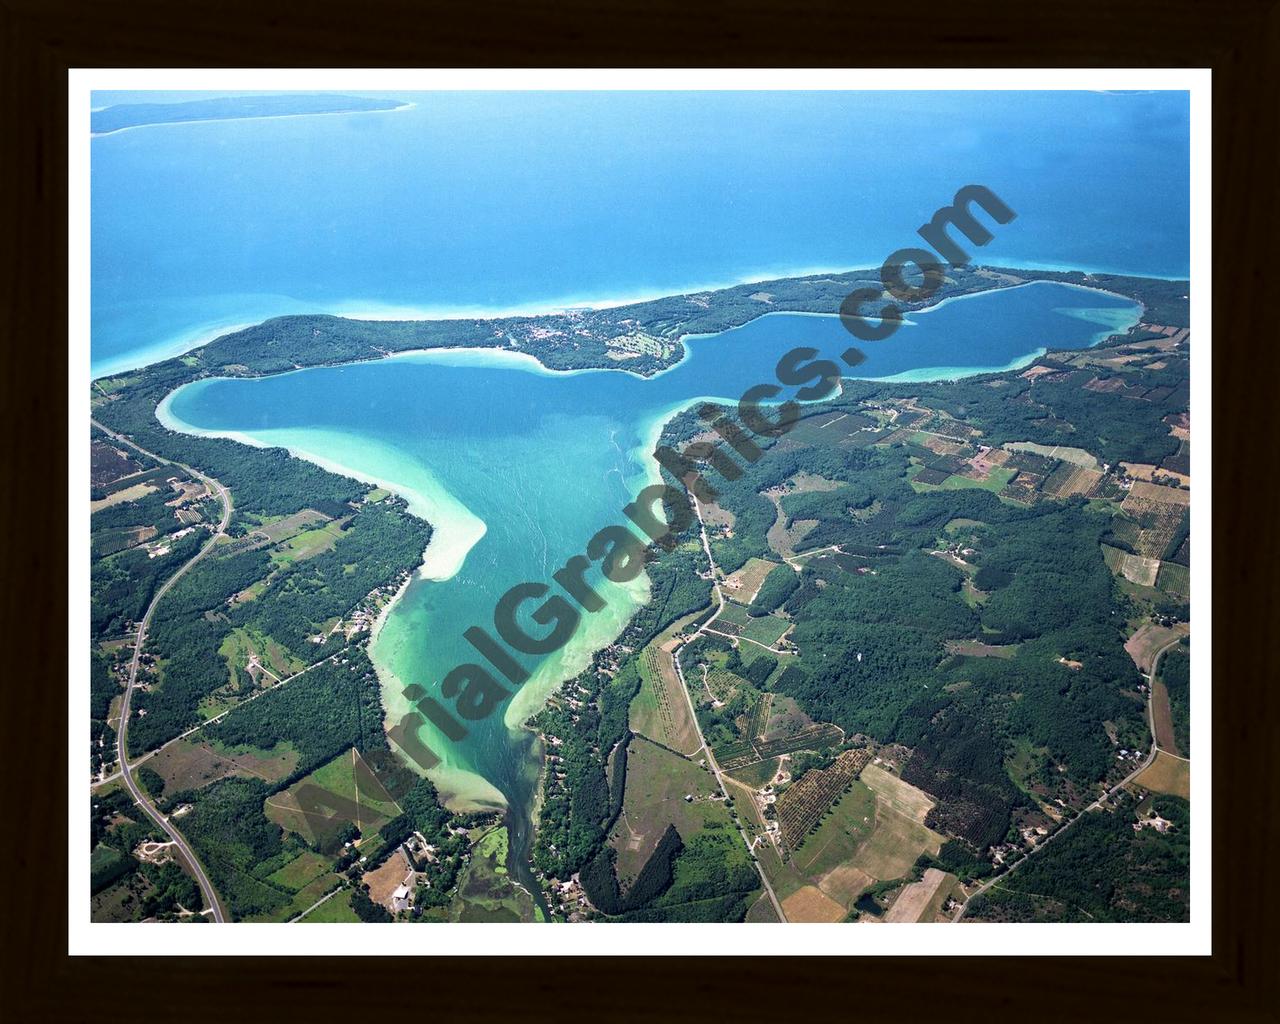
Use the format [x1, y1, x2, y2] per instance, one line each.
[93, 264, 1166, 383]
[91, 100, 414, 138]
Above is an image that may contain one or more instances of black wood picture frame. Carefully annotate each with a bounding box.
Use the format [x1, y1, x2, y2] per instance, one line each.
[3, 1, 1275, 1019]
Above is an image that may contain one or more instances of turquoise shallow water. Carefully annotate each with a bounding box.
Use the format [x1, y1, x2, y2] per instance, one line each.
[161, 281, 1140, 811]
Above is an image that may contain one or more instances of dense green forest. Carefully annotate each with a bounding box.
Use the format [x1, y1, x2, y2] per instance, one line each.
[1161, 642, 1192, 756]
[202, 650, 388, 784]
[966, 796, 1190, 922]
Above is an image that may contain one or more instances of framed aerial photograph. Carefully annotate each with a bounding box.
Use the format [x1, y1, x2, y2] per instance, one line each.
[68, 69, 1209, 954]
[5, 1, 1276, 1013]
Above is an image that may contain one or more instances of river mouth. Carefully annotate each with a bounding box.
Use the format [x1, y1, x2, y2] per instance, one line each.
[156, 281, 1142, 898]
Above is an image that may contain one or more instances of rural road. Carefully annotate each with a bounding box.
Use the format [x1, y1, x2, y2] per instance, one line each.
[954, 632, 1188, 922]
[92, 419, 230, 923]
[667, 498, 788, 922]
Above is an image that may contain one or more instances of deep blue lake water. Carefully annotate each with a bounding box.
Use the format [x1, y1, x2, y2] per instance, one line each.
[91, 90, 1189, 377]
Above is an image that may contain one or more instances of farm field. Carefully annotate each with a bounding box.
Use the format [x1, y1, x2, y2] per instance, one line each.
[847, 765, 944, 881]
[608, 736, 727, 883]
[266, 849, 332, 891]
[767, 509, 817, 557]
[90, 480, 158, 512]
[861, 764, 935, 823]
[883, 867, 957, 923]
[722, 556, 782, 605]
[1125, 622, 1190, 674]
[727, 756, 781, 789]
[1132, 750, 1191, 800]
[710, 601, 793, 648]
[1157, 561, 1190, 597]
[1041, 463, 1103, 499]
[629, 615, 703, 756]
[788, 780, 877, 901]
[777, 748, 871, 849]
[1004, 441, 1100, 469]
[268, 518, 347, 567]
[780, 885, 847, 922]
[1150, 681, 1181, 756]
[744, 891, 782, 922]
[252, 508, 330, 544]
[1118, 552, 1161, 587]
[148, 738, 298, 793]
[250, 872, 344, 922]
[363, 847, 413, 909]
[754, 758, 940, 917]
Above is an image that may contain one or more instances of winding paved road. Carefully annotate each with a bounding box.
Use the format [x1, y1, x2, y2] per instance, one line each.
[92, 420, 230, 922]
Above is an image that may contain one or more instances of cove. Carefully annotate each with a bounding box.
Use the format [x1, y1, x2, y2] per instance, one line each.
[158, 281, 1140, 886]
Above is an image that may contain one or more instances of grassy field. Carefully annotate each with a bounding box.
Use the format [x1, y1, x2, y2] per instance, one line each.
[270, 874, 345, 922]
[760, 693, 816, 742]
[297, 889, 360, 922]
[608, 736, 727, 883]
[266, 850, 332, 891]
[268, 519, 347, 567]
[1006, 737, 1051, 795]
[1132, 750, 1191, 800]
[254, 509, 329, 543]
[264, 747, 402, 846]
[912, 466, 1016, 494]
[841, 765, 945, 882]
[790, 779, 876, 881]
[148, 738, 299, 792]
[629, 614, 703, 756]
[780, 885, 847, 922]
[219, 625, 304, 683]
[713, 601, 792, 647]
[744, 891, 782, 922]
[1125, 622, 1190, 674]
